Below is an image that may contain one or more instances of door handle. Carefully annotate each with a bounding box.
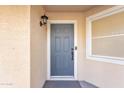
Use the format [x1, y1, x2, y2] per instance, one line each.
[71, 48, 74, 60]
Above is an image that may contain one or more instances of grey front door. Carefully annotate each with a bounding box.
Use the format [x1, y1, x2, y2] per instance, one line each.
[51, 24, 74, 76]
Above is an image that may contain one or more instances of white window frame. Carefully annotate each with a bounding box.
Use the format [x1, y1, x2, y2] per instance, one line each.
[86, 5, 124, 65]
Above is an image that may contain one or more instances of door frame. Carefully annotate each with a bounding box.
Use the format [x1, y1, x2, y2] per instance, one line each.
[47, 20, 77, 80]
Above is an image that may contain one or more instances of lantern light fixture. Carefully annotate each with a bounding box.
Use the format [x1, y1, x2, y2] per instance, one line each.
[40, 14, 48, 26]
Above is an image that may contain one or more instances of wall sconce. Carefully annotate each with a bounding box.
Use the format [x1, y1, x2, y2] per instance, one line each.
[40, 14, 48, 26]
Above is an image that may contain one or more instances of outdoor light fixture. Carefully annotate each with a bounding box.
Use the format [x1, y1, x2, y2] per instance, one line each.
[40, 14, 48, 26]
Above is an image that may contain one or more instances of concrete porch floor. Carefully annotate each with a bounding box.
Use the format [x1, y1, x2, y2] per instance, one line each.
[43, 80, 98, 88]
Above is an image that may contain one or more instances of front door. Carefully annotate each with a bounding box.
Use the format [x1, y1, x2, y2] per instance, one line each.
[51, 24, 74, 76]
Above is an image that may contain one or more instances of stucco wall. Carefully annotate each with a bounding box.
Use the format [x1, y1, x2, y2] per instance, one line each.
[0, 5, 47, 88]
[0, 6, 30, 88]
[0, 5, 124, 88]
[47, 6, 124, 88]
[30, 5, 47, 88]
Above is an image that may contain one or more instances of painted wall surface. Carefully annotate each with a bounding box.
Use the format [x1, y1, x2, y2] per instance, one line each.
[30, 5, 47, 88]
[84, 6, 124, 88]
[46, 12, 85, 80]
[47, 6, 124, 88]
[0, 5, 124, 88]
[0, 6, 30, 88]
[0, 5, 47, 88]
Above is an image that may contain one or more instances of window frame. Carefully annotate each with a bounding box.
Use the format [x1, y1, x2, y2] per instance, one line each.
[86, 5, 124, 65]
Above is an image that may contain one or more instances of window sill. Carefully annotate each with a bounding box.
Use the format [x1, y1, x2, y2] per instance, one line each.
[86, 55, 124, 65]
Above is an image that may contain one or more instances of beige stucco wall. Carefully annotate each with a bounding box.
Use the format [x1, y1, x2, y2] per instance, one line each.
[0, 5, 47, 88]
[0, 5, 124, 88]
[30, 5, 47, 88]
[0, 6, 30, 88]
[47, 6, 124, 88]
[83, 5, 124, 88]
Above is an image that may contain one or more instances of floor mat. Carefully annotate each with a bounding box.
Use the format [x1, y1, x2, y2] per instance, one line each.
[43, 80, 81, 88]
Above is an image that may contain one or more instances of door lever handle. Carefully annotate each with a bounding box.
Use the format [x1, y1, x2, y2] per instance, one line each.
[71, 48, 74, 60]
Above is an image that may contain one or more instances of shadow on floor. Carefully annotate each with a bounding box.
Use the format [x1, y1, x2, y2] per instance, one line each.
[43, 80, 98, 88]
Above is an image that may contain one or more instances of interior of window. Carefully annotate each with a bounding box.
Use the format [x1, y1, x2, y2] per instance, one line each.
[92, 11, 124, 58]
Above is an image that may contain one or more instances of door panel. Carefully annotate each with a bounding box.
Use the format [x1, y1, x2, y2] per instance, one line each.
[51, 24, 74, 76]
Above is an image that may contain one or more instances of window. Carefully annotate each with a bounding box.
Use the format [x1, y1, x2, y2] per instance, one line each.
[86, 6, 124, 65]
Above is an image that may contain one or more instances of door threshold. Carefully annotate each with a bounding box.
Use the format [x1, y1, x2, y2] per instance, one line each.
[49, 76, 76, 80]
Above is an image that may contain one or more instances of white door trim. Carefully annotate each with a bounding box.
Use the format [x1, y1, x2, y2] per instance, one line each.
[47, 20, 78, 80]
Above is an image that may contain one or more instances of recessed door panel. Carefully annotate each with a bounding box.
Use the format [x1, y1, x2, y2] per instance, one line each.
[51, 24, 74, 76]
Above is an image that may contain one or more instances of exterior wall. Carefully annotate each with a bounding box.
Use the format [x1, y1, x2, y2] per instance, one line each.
[0, 6, 30, 88]
[0, 5, 47, 88]
[84, 5, 124, 88]
[30, 5, 47, 88]
[46, 12, 85, 80]
[0, 5, 124, 88]
[47, 6, 124, 88]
